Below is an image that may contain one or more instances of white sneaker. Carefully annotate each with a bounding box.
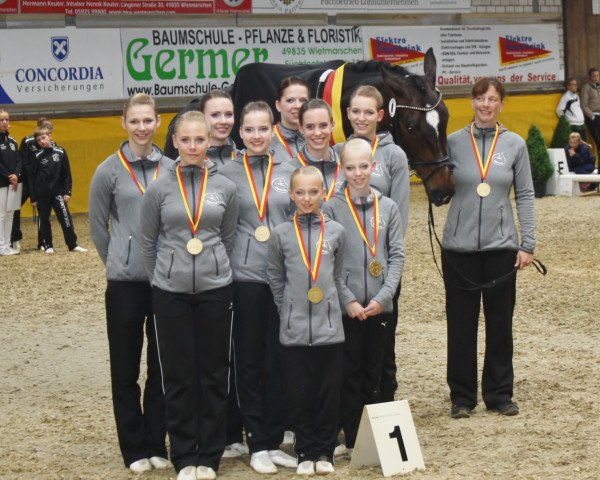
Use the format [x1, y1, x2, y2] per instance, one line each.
[333, 444, 347, 457]
[70, 245, 88, 252]
[268, 449, 297, 468]
[222, 442, 248, 458]
[250, 450, 277, 474]
[149, 456, 170, 469]
[39, 246, 46, 252]
[45, 247, 55, 254]
[282, 430, 295, 445]
[346, 448, 353, 458]
[12, 240, 21, 253]
[196, 465, 216, 479]
[129, 458, 152, 473]
[0, 246, 18, 256]
[315, 460, 335, 474]
[296, 460, 315, 475]
[177, 466, 197, 480]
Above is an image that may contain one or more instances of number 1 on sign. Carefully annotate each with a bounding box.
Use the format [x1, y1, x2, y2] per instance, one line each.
[389, 425, 408, 462]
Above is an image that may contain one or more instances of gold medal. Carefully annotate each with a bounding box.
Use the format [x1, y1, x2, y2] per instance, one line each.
[187, 238, 203, 255]
[476, 182, 491, 197]
[254, 225, 271, 242]
[307, 286, 324, 304]
[368, 259, 383, 277]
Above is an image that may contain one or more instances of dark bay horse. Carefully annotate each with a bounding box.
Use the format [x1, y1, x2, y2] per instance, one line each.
[164, 48, 454, 205]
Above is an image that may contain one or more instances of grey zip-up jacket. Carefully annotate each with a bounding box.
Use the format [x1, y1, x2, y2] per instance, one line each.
[442, 124, 536, 253]
[89, 142, 173, 281]
[219, 152, 295, 283]
[140, 159, 239, 294]
[207, 138, 237, 170]
[267, 213, 346, 347]
[334, 132, 409, 237]
[270, 123, 305, 163]
[323, 184, 404, 313]
[291, 146, 342, 198]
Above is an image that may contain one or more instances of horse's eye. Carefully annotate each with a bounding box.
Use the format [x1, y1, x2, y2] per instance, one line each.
[407, 124, 416, 133]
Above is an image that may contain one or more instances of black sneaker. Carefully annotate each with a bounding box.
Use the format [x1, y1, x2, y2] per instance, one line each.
[450, 404, 471, 419]
[488, 401, 519, 416]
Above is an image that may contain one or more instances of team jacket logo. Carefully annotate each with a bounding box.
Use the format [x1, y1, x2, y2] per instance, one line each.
[272, 177, 289, 193]
[492, 152, 507, 166]
[319, 239, 333, 255]
[51, 36, 69, 62]
[370, 215, 386, 230]
[52, 153, 61, 162]
[372, 163, 384, 177]
[204, 192, 222, 206]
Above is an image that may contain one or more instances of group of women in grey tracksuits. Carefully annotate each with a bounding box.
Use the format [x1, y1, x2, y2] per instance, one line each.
[88, 74, 536, 480]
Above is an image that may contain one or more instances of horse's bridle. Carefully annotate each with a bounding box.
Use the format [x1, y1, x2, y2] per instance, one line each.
[388, 88, 453, 188]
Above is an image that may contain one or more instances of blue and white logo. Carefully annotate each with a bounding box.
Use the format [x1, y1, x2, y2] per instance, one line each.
[51, 37, 69, 62]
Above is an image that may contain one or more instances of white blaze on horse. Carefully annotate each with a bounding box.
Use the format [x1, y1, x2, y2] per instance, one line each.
[165, 48, 454, 205]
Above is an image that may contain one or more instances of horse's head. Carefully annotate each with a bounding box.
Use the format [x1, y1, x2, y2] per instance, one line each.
[380, 48, 454, 206]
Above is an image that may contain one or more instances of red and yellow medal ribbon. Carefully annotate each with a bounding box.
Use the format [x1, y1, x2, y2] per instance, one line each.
[344, 187, 379, 257]
[371, 135, 379, 157]
[470, 123, 500, 181]
[274, 124, 294, 159]
[243, 153, 274, 222]
[118, 147, 159, 194]
[176, 164, 208, 235]
[297, 151, 339, 201]
[293, 212, 325, 284]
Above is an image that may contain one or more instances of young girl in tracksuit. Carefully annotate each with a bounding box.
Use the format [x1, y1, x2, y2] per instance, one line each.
[140, 111, 239, 480]
[323, 138, 404, 453]
[219, 101, 297, 475]
[292, 99, 341, 200]
[89, 94, 171, 474]
[270, 77, 310, 162]
[335, 84, 410, 402]
[267, 166, 347, 476]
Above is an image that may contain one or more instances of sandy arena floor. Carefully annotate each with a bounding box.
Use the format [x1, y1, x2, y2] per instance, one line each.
[1, 184, 599, 480]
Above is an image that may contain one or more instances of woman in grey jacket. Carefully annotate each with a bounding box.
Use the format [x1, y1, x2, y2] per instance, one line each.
[335, 85, 410, 404]
[140, 111, 239, 480]
[270, 77, 309, 162]
[219, 101, 298, 475]
[442, 77, 535, 420]
[322, 138, 404, 453]
[89, 94, 171, 474]
[267, 166, 346, 476]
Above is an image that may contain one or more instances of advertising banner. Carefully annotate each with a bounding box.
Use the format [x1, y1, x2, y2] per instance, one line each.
[121, 26, 364, 98]
[18, 0, 251, 15]
[0, 28, 123, 104]
[0, 0, 18, 14]
[252, 0, 470, 14]
[362, 24, 562, 85]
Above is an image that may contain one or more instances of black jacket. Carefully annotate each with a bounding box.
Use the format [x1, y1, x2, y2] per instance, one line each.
[30, 144, 72, 200]
[0, 131, 22, 188]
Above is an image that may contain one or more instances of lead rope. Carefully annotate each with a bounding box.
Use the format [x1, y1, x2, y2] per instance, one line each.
[428, 202, 547, 291]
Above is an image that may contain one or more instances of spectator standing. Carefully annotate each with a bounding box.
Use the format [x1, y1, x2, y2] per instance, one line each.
[556, 78, 587, 140]
[0, 109, 21, 256]
[579, 68, 600, 158]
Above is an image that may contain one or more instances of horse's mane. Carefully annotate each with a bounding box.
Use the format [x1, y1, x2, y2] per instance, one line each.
[345, 60, 412, 77]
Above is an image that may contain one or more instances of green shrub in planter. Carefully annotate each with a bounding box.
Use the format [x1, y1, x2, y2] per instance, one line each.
[550, 115, 572, 148]
[526, 124, 554, 183]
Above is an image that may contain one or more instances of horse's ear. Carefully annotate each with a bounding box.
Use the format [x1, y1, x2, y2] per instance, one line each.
[424, 47, 437, 88]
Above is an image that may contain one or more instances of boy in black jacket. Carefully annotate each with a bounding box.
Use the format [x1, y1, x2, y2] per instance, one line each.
[30, 128, 86, 254]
